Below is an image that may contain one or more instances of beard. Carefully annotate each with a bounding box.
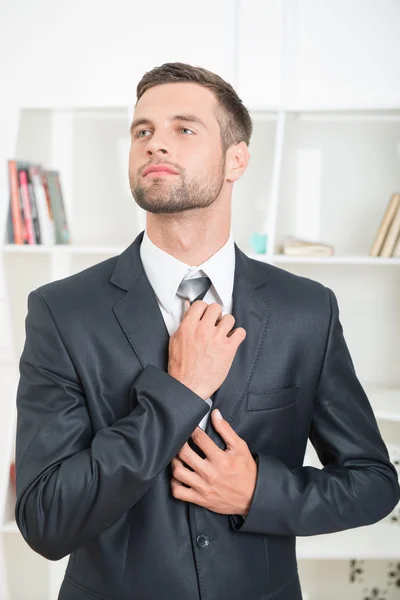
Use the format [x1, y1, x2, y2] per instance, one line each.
[129, 158, 225, 215]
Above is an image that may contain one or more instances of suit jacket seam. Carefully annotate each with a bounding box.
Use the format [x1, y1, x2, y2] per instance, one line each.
[64, 574, 115, 600]
[260, 571, 299, 599]
[35, 290, 82, 386]
[314, 285, 333, 399]
[122, 512, 134, 591]
[229, 273, 272, 426]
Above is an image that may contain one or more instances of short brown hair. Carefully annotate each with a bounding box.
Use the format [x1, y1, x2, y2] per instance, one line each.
[135, 62, 253, 153]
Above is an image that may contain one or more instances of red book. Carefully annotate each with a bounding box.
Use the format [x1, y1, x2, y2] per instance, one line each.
[7, 160, 23, 244]
[19, 169, 36, 244]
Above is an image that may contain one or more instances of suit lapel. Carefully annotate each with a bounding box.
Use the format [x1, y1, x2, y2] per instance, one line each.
[203, 247, 271, 448]
[110, 231, 272, 449]
[110, 230, 170, 373]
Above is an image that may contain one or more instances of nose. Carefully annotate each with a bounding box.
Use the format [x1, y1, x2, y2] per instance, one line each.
[145, 132, 171, 158]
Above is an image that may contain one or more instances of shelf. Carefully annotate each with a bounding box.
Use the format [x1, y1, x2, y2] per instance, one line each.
[297, 522, 399, 560]
[248, 253, 400, 265]
[3, 246, 400, 266]
[1, 244, 124, 255]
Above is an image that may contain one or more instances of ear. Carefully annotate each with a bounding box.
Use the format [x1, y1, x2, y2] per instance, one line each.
[225, 141, 250, 183]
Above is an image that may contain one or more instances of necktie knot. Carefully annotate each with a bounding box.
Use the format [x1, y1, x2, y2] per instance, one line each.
[176, 275, 212, 305]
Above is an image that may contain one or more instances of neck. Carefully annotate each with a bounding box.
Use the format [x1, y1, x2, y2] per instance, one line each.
[145, 203, 231, 266]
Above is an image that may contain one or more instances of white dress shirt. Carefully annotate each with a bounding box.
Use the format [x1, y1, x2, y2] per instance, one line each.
[140, 229, 235, 431]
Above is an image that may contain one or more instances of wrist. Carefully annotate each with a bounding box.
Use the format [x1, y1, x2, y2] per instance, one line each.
[168, 373, 207, 401]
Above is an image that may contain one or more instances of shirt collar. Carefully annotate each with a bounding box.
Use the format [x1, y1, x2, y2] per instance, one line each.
[140, 229, 235, 315]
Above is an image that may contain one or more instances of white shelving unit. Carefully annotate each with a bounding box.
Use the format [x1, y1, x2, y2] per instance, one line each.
[1, 2, 400, 599]
[1, 104, 399, 600]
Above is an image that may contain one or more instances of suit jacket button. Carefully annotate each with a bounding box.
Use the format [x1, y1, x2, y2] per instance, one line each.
[196, 535, 209, 548]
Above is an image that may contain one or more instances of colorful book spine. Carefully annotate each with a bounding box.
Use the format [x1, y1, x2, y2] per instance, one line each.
[7, 160, 23, 244]
[18, 169, 35, 244]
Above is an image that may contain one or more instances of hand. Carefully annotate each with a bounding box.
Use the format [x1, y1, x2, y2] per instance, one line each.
[168, 299, 246, 401]
[170, 409, 257, 517]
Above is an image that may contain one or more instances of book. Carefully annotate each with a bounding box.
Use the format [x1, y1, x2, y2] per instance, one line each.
[44, 170, 70, 244]
[282, 245, 334, 256]
[26, 163, 42, 244]
[280, 237, 334, 256]
[18, 168, 36, 244]
[5, 200, 14, 244]
[29, 164, 56, 245]
[370, 192, 400, 256]
[19, 160, 42, 244]
[5, 160, 69, 245]
[7, 160, 24, 244]
[392, 231, 400, 257]
[379, 201, 400, 257]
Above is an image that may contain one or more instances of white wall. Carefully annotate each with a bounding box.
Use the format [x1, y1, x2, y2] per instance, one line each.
[0, 0, 236, 107]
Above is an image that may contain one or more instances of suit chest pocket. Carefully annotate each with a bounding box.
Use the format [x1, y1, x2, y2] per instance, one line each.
[246, 384, 299, 411]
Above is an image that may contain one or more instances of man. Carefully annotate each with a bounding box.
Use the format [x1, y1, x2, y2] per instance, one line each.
[15, 62, 399, 600]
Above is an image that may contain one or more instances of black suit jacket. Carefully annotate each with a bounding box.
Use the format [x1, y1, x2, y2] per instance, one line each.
[15, 230, 400, 600]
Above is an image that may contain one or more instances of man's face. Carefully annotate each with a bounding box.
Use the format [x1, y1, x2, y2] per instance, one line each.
[128, 82, 227, 214]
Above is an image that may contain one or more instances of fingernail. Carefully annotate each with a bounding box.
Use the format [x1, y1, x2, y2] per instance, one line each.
[214, 409, 223, 420]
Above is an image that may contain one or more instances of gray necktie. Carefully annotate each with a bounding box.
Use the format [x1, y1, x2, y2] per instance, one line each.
[176, 275, 213, 464]
[176, 275, 212, 305]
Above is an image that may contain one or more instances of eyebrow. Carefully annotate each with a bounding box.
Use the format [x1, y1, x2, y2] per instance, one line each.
[129, 113, 208, 135]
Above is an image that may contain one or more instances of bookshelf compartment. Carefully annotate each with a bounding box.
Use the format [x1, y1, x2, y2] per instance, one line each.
[275, 111, 400, 256]
[12, 107, 143, 250]
[71, 108, 139, 247]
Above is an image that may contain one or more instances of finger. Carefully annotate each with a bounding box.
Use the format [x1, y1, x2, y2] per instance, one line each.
[171, 460, 204, 489]
[171, 476, 198, 502]
[200, 302, 222, 326]
[227, 326, 247, 341]
[211, 409, 243, 451]
[190, 426, 224, 461]
[177, 443, 207, 475]
[217, 313, 236, 336]
[180, 298, 190, 320]
[171, 477, 212, 511]
[181, 299, 208, 322]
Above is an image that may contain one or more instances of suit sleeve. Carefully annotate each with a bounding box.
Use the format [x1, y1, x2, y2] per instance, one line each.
[230, 286, 400, 536]
[15, 290, 209, 560]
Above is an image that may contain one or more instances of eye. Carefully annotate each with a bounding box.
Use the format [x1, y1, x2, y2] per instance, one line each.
[135, 129, 150, 138]
[134, 127, 194, 139]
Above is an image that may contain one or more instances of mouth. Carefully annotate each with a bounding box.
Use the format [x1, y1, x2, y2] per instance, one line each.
[143, 164, 180, 177]
[144, 170, 179, 178]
